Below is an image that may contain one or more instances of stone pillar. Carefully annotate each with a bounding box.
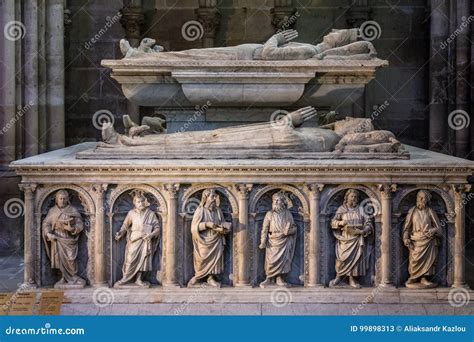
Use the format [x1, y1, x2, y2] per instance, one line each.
[46, 0, 66, 151]
[306, 184, 323, 287]
[0, 0, 17, 169]
[429, 0, 449, 152]
[271, 0, 297, 33]
[455, 0, 471, 157]
[92, 184, 107, 286]
[163, 184, 180, 286]
[120, 2, 144, 124]
[19, 184, 37, 287]
[23, 1, 40, 157]
[234, 184, 252, 286]
[196, 0, 220, 48]
[378, 184, 396, 287]
[453, 184, 470, 288]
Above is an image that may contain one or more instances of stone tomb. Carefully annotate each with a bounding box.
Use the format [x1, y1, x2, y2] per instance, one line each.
[10, 142, 474, 314]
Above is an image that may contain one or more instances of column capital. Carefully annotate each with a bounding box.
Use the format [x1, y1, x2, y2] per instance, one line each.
[164, 183, 180, 198]
[120, 6, 145, 41]
[377, 183, 397, 198]
[19, 183, 37, 196]
[91, 183, 108, 194]
[453, 184, 471, 194]
[233, 183, 253, 199]
[305, 183, 324, 194]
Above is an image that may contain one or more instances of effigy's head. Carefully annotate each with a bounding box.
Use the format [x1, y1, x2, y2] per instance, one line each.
[334, 117, 374, 136]
[416, 190, 431, 209]
[55, 189, 70, 208]
[201, 189, 219, 210]
[344, 189, 360, 208]
[323, 28, 359, 48]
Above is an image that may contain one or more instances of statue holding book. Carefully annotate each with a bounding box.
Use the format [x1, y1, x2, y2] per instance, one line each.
[188, 189, 232, 287]
[259, 192, 297, 287]
[114, 192, 161, 287]
[329, 189, 373, 288]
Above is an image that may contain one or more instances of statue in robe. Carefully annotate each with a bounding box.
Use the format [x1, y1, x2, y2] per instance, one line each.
[403, 190, 441, 288]
[120, 29, 376, 61]
[329, 189, 373, 288]
[259, 192, 297, 287]
[114, 192, 161, 287]
[42, 190, 86, 288]
[188, 189, 232, 287]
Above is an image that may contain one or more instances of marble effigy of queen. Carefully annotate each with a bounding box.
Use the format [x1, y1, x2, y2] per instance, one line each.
[120, 29, 376, 60]
[42, 190, 86, 288]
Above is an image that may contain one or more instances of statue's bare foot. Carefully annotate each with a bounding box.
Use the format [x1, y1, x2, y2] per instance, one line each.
[259, 277, 272, 288]
[349, 276, 361, 289]
[207, 275, 220, 287]
[420, 277, 437, 288]
[135, 278, 150, 287]
[114, 279, 126, 287]
[187, 276, 199, 287]
[276, 276, 288, 287]
[329, 276, 342, 287]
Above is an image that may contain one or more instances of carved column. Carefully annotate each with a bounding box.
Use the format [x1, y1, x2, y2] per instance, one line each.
[234, 184, 252, 286]
[19, 184, 37, 287]
[196, 0, 220, 48]
[120, 3, 144, 124]
[92, 184, 107, 286]
[163, 184, 180, 286]
[453, 184, 470, 288]
[429, 0, 449, 152]
[271, 0, 297, 33]
[306, 184, 323, 287]
[378, 184, 396, 287]
[454, 0, 471, 157]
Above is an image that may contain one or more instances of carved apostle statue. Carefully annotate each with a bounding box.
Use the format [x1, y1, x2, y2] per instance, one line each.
[42, 190, 86, 288]
[259, 192, 297, 288]
[188, 189, 231, 287]
[403, 190, 441, 288]
[329, 189, 373, 288]
[114, 192, 161, 287]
